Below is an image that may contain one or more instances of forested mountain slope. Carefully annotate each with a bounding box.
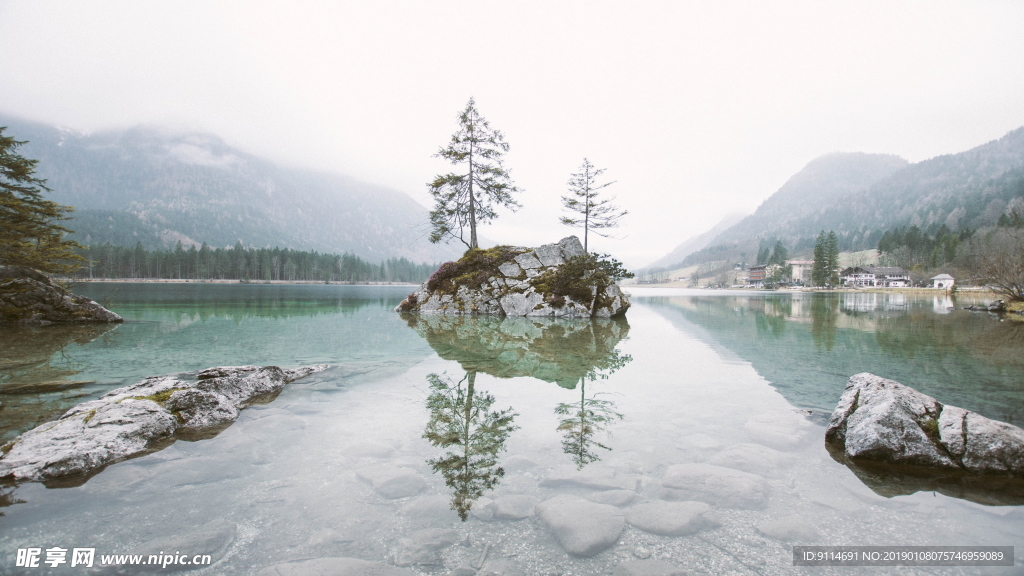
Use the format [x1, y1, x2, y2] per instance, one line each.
[676, 128, 1024, 266]
[1, 114, 461, 263]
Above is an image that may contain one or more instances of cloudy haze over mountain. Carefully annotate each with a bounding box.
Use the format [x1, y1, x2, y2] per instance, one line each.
[1, 1, 1023, 266]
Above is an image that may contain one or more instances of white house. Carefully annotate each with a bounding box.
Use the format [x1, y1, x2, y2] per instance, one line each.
[930, 273, 955, 289]
[840, 266, 911, 288]
[786, 260, 814, 284]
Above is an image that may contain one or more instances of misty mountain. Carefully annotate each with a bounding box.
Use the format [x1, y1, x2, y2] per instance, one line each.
[1, 114, 462, 263]
[644, 212, 746, 270]
[680, 127, 1024, 264]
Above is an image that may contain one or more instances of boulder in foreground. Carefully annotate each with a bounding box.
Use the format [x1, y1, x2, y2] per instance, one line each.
[0, 364, 327, 484]
[825, 372, 1024, 505]
[0, 265, 122, 324]
[396, 237, 630, 318]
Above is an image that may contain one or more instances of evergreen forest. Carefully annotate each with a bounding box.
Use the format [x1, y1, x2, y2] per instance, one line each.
[74, 242, 436, 283]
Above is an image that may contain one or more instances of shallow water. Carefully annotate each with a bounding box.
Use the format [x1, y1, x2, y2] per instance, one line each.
[1, 284, 1022, 575]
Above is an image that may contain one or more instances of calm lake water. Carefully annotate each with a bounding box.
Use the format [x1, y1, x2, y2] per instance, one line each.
[1, 284, 1022, 575]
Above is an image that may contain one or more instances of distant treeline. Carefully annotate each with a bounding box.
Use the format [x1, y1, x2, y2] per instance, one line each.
[74, 242, 436, 283]
[877, 224, 973, 269]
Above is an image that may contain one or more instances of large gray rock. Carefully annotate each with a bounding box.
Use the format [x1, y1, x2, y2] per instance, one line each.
[825, 373, 1024, 474]
[536, 494, 625, 557]
[257, 558, 415, 576]
[625, 501, 719, 536]
[0, 364, 327, 483]
[0, 266, 122, 324]
[396, 237, 629, 318]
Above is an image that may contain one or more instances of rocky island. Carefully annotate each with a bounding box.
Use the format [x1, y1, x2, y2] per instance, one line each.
[396, 236, 630, 318]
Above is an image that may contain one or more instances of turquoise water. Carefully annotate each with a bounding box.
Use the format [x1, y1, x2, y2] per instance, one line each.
[0, 284, 1022, 575]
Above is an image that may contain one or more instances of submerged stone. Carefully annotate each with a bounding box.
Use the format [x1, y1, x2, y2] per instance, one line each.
[625, 500, 719, 537]
[742, 411, 812, 451]
[540, 464, 639, 491]
[584, 489, 637, 507]
[661, 463, 770, 509]
[393, 528, 460, 566]
[492, 494, 539, 519]
[536, 494, 625, 557]
[355, 465, 427, 499]
[708, 443, 791, 476]
[756, 515, 821, 542]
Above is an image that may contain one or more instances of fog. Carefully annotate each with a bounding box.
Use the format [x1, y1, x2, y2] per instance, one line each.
[1, 1, 1023, 266]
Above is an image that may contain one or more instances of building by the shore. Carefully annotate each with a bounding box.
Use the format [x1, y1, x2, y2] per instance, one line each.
[840, 266, 910, 287]
[930, 273, 955, 289]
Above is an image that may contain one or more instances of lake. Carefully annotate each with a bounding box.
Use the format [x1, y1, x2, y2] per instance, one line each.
[1, 283, 1022, 575]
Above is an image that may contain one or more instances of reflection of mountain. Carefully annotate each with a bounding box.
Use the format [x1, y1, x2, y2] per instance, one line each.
[644, 294, 1024, 425]
[0, 324, 118, 443]
[404, 315, 631, 389]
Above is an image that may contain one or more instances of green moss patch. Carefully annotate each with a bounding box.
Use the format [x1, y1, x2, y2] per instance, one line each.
[529, 255, 599, 306]
[426, 246, 526, 295]
[127, 388, 182, 405]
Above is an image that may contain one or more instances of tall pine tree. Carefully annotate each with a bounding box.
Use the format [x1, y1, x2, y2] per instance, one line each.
[0, 127, 83, 275]
[428, 98, 520, 249]
[812, 230, 840, 287]
[559, 159, 627, 253]
[825, 231, 840, 286]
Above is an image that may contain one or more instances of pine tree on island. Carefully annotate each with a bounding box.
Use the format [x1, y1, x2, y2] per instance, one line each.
[427, 98, 520, 250]
[559, 158, 627, 254]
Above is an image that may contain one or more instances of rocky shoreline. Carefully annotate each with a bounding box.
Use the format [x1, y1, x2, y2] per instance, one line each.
[0, 364, 327, 485]
[0, 266, 122, 324]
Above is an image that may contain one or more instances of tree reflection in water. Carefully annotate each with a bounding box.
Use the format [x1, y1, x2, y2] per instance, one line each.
[409, 315, 633, 516]
[422, 371, 518, 521]
[555, 377, 624, 469]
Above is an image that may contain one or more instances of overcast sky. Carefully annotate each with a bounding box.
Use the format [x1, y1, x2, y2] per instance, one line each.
[2, 1, 1023, 266]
